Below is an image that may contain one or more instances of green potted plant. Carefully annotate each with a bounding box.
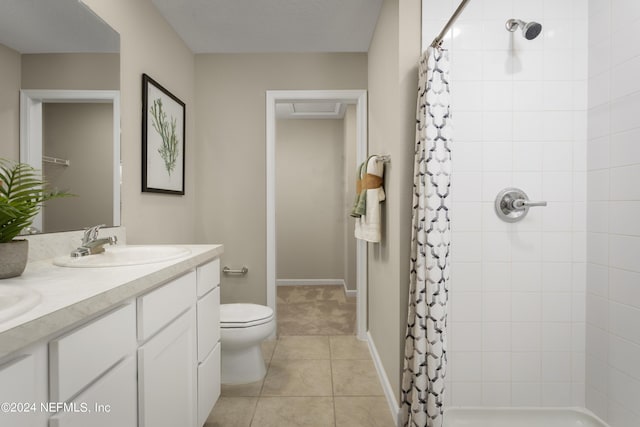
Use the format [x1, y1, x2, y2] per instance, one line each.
[0, 158, 69, 279]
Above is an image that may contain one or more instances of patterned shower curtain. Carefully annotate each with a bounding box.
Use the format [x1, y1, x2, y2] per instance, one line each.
[400, 46, 451, 427]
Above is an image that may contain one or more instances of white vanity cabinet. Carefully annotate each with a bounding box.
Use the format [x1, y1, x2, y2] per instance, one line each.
[0, 248, 222, 427]
[0, 345, 48, 427]
[137, 271, 197, 427]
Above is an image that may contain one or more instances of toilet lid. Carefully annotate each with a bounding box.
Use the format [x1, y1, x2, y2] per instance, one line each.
[220, 303, 274, 328]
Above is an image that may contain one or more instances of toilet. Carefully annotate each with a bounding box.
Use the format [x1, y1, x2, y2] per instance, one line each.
[219, 303, 275, 384]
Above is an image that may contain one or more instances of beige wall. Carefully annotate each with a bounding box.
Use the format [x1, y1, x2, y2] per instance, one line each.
[194, 53, 367, 305]
[343, 105, 358, 291]
[276, 118, 345, 281]
[21, 53, 119, 90]
[0, 44, 21, 161]
[81, 0, 197, 244]
[42, 103, 113, 232]
[367, 0, 421, 405]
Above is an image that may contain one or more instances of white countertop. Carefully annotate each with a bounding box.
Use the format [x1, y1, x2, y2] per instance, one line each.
[0, 244, 223, 359]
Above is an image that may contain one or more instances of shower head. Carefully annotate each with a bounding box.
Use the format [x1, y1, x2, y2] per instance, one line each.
[506, 18, 542, 40]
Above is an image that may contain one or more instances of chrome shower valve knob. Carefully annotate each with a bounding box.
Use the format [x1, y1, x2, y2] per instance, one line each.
[495, 187, 547, 222]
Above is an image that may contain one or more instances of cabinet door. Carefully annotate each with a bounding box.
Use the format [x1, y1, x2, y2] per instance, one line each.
[197, 342, 220, 427]
[49, 356, 137, 427]
[138, 308, 197, 427]
[0, 345, 47, 427]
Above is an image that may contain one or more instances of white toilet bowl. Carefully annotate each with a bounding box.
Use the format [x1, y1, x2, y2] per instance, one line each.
[220, 303, 275, 384]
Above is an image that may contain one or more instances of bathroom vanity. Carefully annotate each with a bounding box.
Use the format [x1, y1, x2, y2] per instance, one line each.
[0, 241, 223, 427]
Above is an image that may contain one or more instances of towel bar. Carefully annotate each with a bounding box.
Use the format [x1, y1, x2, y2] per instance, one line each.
[223, 266, 249, 275]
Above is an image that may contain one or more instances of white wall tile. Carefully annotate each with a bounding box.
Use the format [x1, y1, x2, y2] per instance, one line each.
[587, 201, 609, 233]
[542, 202, 573, 232]
[512, 322, 541, 351]
[542, 352, 572, 382]
[511, 231, 542, 262]
[610, 128, 640, 167]
[587, 136, 610, 170]
[482, 382, 512, 406]
[608, 367, 640, 416]
[482, 81, 513, 111]
[611, 0, 640, 32]
[514, 112, 545, 141]
[543, 81, 574, 110]
[452, 382, 483, 406]
[453, 81, 484, 111]
[586, 294, 609, 328]
[482, 142, 512, 171]
[587, 104, 610, 140]
[451, 262, 482, 292]
[483, 322, 511, 351]
[511, 262, 542, 292]
[542, 262, 573, 292]
[543, 142, 573, 171]
[513, 143, 543, 171]
[482, 262, 511, 291]
[586, 263, 608, 296]
[482, 232, 512, 262]
[542, 322, 573, 351]
[482, 112, 513, 141]
[588, 72, 610, 109]
[513, 82, 544, 111]
[482, 50, 514, 81]
[609, 268, 640, 309]
[609, 235, 640, 272]
[512, 382, 542, 406]
[541, 382, 573, 406]
[609, 202, 640, 237]
[544, 50, 575, 81]
[542, 232, 573, 262]
[450, 292, 483, 322]
[609, 335, 640, 381]
[512, 352, 542, 382]
[452, 172, 483, 201]
[450, 322, 483, 351]
[483, 352, 511, 382]
[542, 293, 572, 321]
[586, 169, 609, 201]
[610, 165, 640, 201]
[450, 50, 484, 81]
[512, 292, 542, 322]
[542, 172, 573, 201]
[450, 351, 483, 382]
[610, 91, 640, 134]
[609, 302, 640, 345]
[451, 202, 483, 232]
[482, 291, 511, 321]
[611, 55, 640, 99]
[454, 112, 483, 141]
[611, 18, 640, 65]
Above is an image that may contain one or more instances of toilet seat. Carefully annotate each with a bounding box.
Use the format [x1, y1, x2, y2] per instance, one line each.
[220, 303, 274, 328]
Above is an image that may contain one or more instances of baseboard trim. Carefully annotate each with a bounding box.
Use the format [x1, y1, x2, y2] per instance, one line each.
[276, 279, 357, 298]
[366, 331, 401, 427]
[276, 279, 344, 286]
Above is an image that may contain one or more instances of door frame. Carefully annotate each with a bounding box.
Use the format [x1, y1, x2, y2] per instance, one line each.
[266, 89, 368, 340]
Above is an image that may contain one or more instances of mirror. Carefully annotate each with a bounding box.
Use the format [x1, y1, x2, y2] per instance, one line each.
[0, 0, 120, 233]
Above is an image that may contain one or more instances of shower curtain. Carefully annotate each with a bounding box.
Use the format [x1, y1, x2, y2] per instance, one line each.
[400, 46, 451, 427]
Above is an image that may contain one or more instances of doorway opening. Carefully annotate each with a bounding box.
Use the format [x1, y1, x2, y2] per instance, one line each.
[266, 90, 368, 340]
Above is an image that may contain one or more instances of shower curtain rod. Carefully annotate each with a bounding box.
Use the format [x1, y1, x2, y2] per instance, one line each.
[430, 0, 472, 48]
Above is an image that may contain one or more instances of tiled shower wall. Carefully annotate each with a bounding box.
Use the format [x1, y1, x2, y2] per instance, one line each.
[586, 0, 640, 425]
[422, 0, 588, 406]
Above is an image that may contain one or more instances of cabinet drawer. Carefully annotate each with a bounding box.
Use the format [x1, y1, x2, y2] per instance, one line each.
[197, 287, 220, 362]
[50, 304, 135, 403]
[197, 342, 220, 427]
[49, 356, 137, 427]
[137, 270, 196, 342]
[196, 258, 220, 297]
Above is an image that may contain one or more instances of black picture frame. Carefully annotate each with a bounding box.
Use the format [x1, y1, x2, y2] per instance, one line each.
[142, 73, 186, 195]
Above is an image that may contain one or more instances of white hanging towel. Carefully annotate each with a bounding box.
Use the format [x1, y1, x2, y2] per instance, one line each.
[355, 156, 385, 242]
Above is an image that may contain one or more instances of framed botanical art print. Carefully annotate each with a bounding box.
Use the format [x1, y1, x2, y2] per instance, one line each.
[142, 73, 185, 195]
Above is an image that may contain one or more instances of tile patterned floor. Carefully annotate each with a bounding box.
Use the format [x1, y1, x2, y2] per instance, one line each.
[206, 285, 394, 427]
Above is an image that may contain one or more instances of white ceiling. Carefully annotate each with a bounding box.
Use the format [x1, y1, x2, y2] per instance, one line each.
[150, 0, 383, 53]
[0, 0, 119, 54]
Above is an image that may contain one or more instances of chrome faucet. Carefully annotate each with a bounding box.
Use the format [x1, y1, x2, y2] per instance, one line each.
[70, 224, 117, 258]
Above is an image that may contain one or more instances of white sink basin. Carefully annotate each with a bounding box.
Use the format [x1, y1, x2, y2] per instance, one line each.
[53, 245, 192, 268]
[0, 285, 41, 323]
